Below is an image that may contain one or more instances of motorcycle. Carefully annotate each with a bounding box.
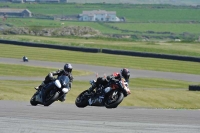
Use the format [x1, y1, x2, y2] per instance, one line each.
[30, 75, 70, 106]
[23, 56, 28, 62]
[75, 79, 130, 109]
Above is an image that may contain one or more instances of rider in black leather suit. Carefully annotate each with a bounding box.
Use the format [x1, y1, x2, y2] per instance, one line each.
[87, 68, 131, 105]
[35, 63, 74, 102]
[88, 68, 130, 94]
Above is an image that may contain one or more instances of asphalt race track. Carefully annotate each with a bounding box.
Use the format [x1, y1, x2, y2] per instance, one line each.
[0, 57, 200, 133]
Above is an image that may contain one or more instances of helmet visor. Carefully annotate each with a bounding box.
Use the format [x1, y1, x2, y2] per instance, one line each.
[64, 68, 72, 74]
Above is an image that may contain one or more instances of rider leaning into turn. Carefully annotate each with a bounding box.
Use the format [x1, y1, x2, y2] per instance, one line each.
[88, 68, 131, 99]
[34, 63, 74, 102]
[88, 68, 130, 91]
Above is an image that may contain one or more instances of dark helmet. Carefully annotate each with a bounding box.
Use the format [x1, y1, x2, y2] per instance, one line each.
[120, 68, 130, 82]
[64, 63, 73, 75]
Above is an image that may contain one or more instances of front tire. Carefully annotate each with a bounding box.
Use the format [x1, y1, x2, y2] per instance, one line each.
[75, 90, 89, 108]
[104, 90, 124, 109]
[30, 92, 38, 106]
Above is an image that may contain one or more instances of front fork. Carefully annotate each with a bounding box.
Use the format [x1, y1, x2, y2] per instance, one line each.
[35, 90, 43, 103]
[35, 82, 55, 104]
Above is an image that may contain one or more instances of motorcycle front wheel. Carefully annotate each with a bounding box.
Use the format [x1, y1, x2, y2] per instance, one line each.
[75, 90, 89, 108]
[30, 92, 39, 106]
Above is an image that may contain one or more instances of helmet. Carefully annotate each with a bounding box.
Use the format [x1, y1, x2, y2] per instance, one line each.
[64, 63, 73, 75]
[120, 68, 130, 82]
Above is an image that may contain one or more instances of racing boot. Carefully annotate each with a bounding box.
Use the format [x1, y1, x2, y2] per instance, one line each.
[34, 82, 45, 90]
[88, 95, 98, 105]
[88, 97, 94, 105]
[88, 95, 103, 106]
[58, 93, 66, 102]
[97, 89, 106, 104]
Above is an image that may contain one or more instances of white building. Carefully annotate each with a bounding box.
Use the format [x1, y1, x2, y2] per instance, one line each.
[12, 0, 24, 3]
[79, 10, 120, 22]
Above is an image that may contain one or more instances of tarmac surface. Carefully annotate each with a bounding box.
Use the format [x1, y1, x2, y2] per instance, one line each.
[0, 57, 200, 133]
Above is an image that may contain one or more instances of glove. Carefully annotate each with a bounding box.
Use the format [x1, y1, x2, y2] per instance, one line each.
[48, 73, 56, 81]
[69, 75, 74, 82]
[69, 82, 72, 89]
[125, 86, 131, 95]
[123, 86, 131, 97]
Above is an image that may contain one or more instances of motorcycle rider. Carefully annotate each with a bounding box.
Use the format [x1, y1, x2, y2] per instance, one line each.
[22, 56, 28, 62]
[88, 68, 130, 93]
[87, 68, 131, 105]
[34, 63, 73, 102]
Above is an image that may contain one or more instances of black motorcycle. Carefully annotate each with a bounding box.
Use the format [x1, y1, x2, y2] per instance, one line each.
[30, 75, 70, 106]
[75, 80, 129, 109]
[23, 56, 28, 62]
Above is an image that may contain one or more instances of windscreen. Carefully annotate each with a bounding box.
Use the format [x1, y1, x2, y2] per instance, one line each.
[58, 75, 70, 88]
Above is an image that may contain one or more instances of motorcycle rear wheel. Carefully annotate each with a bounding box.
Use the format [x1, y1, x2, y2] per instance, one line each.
[104, 90, 124, 109]
[43, 90, 59, 106]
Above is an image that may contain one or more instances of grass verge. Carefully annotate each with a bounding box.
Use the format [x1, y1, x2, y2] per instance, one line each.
[0, 78, 200, 109]
[0, 44, 200, 75]
[0, 63, 93, 77]
[1, 35, 200, 57]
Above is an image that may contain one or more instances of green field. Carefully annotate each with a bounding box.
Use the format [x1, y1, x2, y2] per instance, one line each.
[1, 35, 200, 57]
[66, 0, 200, 6]
[1, 3, 200, 109]
[0, 63, 199, 109]
[3, 3, 200, 22]
[106, 23, 200, 34]
[3, 18, 200, 35]
[0, 43, 200, 109]
[1, 43, 200, 75]
[0, 78, 199, 109]
[0, 63, 93, 76]
[1, 3, 200, 41]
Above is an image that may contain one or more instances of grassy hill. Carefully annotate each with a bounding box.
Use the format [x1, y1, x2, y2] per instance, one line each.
[2, 3, 200, 22]
[1, 3, 200, 41]
[67, 0, 200, 5]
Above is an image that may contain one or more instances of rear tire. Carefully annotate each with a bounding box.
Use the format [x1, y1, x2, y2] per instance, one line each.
[43, 91, 59, 106]
[75, 90, 89, 108]
[105, 90, 124, 109]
